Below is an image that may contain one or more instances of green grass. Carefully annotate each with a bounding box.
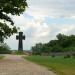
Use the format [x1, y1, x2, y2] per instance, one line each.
[24, 56, 75, 75]
[0, 55, 4, 59]
[12, 51, 24, 55]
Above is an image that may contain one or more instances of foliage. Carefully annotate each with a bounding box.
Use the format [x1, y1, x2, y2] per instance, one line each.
[0, 43, 11, 54]
[31, 33, 75, 55]
[64, 54, 71, 58]
[0, 0, 27, 42]
[31, 43, 43, 55]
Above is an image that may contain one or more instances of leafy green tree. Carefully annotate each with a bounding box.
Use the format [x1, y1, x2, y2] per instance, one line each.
[0, 0, 27, 42]
[32, 43, 43, 55]
[47, 40, 58, 47]
[64, 46, 75, 52]
[41, 44, 51, 53]
[51, 45, 63, 52]
[31, 33, 75, 55]
[56, 33, 67, 40]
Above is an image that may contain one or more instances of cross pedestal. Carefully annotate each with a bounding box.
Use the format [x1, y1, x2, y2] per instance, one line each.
[16, 32, 25, 51]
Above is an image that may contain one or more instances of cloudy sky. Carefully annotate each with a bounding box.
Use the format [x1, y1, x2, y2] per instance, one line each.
[5, 0, 75, 50]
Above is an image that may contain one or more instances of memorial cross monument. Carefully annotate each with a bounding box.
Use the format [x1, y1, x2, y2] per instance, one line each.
[16, 32, 25, 51]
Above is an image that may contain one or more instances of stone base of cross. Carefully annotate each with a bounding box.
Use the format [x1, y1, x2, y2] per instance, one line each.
[16, 32, 25, 51]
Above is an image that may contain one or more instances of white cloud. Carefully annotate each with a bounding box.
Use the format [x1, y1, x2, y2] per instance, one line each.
[26, 0, 75, 18]
[4, 0, 75, 50]
[5, 19, 75, 50]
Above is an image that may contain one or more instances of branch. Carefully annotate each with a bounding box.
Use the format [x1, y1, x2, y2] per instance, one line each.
[0, 12, 14, 25]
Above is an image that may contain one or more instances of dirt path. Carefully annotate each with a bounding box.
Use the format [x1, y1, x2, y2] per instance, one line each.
[0, 55, 57, 75]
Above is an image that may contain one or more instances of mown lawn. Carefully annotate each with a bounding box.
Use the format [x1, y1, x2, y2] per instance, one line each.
[25, 56, 75, 75]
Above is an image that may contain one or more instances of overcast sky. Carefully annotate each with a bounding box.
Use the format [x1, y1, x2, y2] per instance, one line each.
[5, 0, 75, 50]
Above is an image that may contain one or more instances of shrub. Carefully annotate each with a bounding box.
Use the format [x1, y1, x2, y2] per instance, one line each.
[64, 54, 71, 58]
[51, 54, 56, 57]
[72, 53, 75, 58]
[0, 43, 11, 54]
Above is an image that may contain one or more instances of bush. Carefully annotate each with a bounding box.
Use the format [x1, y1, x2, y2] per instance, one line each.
[0, 43, 11, 54]
[64, 47, 75, 52]
[51, 45, 63, 52]
[72, 53, 75, 58]
[51, 54, 56, 57]
[64, 54, 71, 58]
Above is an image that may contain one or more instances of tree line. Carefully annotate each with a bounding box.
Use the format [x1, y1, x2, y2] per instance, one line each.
[31, 34, 75, 55]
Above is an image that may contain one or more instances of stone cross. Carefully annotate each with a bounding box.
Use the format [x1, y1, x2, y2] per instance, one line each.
[16, 32, 25, 51]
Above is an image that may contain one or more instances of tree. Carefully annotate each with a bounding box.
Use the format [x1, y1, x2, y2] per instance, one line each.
[31, 43, 43, 55]
[31, 34, 75, 55]
[0, 0, 27, 42]
[41, 44, 51, 53]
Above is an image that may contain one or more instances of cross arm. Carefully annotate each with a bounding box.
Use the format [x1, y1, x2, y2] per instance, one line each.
[16, 35, 19, 40]
[23, 36, 25, 40]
